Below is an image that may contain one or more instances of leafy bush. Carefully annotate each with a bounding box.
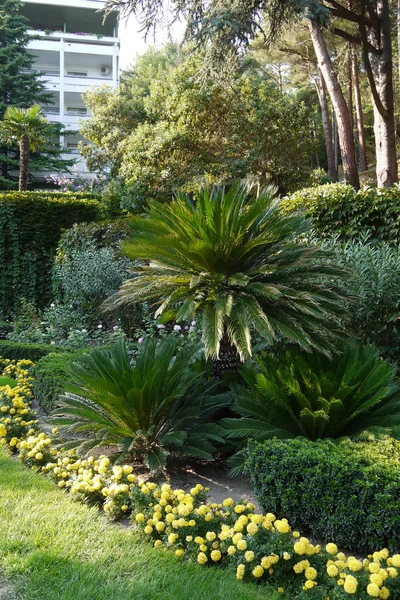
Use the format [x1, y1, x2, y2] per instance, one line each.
[283, 183, 400, 242]
[0, 191, 101, 317]
[0, 320, 12, 339]
[324, 238, 400, 358]
[221, 343, 400, 473]
[0, 340, 66, 362]
[245, 437, 400, 554]
[48, 338, 224, 469]
[33, 351, 85, 414]
[106, 184, 348, 371]
[7, 303, 125, 348]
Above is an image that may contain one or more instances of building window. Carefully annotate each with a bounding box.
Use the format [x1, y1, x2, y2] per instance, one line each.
[66, 107, 88, 116]
[66, 70, 88, 77]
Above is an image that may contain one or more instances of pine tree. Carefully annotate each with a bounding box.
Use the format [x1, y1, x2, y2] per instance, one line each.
[0, 0, 74, 188]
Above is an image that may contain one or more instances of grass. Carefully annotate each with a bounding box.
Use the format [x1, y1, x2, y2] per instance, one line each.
[0, 447, 282, 600]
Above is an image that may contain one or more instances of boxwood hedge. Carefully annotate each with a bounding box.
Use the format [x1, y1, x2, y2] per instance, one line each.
[0, 340, 68, 362]
[282, 183, 400, 242]
[245, 437, 400, 553]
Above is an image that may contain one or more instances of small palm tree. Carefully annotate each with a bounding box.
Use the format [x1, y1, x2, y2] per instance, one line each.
[48, 338, 224, 470]
[105, 184, 348, 373]
[0, 105, 50, 190]
[221, 343, 400, 473]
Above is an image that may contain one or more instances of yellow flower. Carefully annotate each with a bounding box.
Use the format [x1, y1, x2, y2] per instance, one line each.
[303, 580, 317, 590]
[367, 583, 381, 597]
[370, 574, 383, 587]
[244, 551, 255, 563]
[227, 545, 236, 556]
[135, 513, 145, 523]
[236, 564, 245, 580]
[305, 567, 317, 581]
[379, 588, 390, 600]
[168, 533, 178, 544]
[283, 552, 291, 561]
[246, 522, 258, 535]
[154, 540, 163, 548]
[343, 576, 358, 594]
[387, 568, 398, 578]
[294, 541, 307, 555]
[236, 539, 247, 551]
[391, 555, 400, 568]
[347, 558, 362, 572]
[206, 531, 216, 542]
[252, 565, 264, 578]
[175, 549, 184, 558]
[143, 525, 153, 535]
[223, 498, 234, 507]
[369, 563, 381, 574]
[197, 552, 208, 565]
[326, 543, 338, 555]
[274, 519, 291, 534]
[211, 550, 221, 562]
[155, 522, 165, 533]
[327, 564, 339, 577]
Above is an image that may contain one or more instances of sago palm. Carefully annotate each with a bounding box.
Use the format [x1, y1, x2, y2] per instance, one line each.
[105, 184, 348, 373]
[221, 343, 400, 474]
[0, 104, 50, 190]
[48, 338, 224, 471]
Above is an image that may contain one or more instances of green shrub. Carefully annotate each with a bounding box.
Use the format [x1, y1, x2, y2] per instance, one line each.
[245, 437, 400, 553]
[0, 191, 101, 317]
[283, 183, 400, 242]
[0, 320, 12, 339]
[0, 340, 67, 362]
[33, 351, 85, 414]
[324, 238, 400, 358]
[48, 338, 224, 469]
[222, 343, 400, 474]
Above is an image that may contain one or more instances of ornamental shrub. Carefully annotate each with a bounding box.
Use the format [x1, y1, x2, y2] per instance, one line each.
[245, 437, 400, 554]
[0, 340, 66, 362]
[33, 350, 86, 414]
[0, 191, 101, 317]
[283, 183, 400, 242]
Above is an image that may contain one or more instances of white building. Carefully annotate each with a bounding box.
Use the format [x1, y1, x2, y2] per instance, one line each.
[20, 0, 120, 177]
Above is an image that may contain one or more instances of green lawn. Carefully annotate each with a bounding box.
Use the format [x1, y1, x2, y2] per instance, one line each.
[0, 447, 281, 600]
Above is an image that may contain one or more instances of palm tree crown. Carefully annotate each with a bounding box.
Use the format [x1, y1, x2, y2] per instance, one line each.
[0, 104, 50, 190]
[106, 184, 348, 361]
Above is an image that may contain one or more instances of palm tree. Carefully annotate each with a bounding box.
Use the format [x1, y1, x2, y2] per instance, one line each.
[105, 184, 348, 373]
[48, 338, 224, 470]
[0, 104, 50, 190]
[221, 343, 400, 473]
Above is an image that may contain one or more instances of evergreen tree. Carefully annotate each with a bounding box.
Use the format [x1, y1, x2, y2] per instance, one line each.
[0, 0, 74, 188]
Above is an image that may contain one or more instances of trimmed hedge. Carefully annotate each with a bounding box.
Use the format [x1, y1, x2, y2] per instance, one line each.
[33, 350, 86, 414]
[282, 183, 400, 242]
[245, 438, 400, 554]
[0, 340, 68, 362]
[0, 191, 101, 317]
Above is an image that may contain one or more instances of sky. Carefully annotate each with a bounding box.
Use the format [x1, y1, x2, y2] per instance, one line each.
[118, 13, 186, 70]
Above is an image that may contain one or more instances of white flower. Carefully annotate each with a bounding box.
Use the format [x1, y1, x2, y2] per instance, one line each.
[191, 320, 196, 326]
[97, 324, 103, 329]
[157, 324, 165, 329]
[50, 303, 55, 309]
[113, 325, 119, 331]
[173, 325, 181, 332]
[50, 341, 56, 345]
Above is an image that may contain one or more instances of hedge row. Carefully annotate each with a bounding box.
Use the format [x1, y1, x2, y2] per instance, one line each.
[0, 191, 101, 317]
[282, 183, 400, 242]
[0, 340, 68, 362]
[245, 437, 400, 554]
[33, 350, 86, 414]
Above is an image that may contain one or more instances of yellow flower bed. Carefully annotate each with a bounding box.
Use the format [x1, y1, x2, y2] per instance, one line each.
[1, 357, 400, 599]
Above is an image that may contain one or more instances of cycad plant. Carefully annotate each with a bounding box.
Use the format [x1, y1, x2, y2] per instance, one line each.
[105, 184, 348, 373]
[221, 343, 400, 473]
[48, 338, 224, 470]
[0, 104, 50, 190]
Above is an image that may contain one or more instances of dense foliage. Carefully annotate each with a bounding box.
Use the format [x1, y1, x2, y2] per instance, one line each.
[48, 338, 224, 469]
[106, 184, 347, 368]
[33, 350, 85, 414]
[325, 238, 400, 358]
[245, 437, 400, 554]
[0, 340, 66, 362]
[82, 46, 317, 201]
[3, 359, 400, 600]
[283, 184, 400, 242]
[0, 192, 101, 317]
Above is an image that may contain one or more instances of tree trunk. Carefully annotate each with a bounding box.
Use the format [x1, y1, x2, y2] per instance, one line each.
[398, 0, 400, 79]
[372, 0, 397, 187]
[347, 48, 354, 134]
[210, 335, 241, 376]
[351, 44, 368, 171]
[315, 69, 338, 181]
[307, 19, 360, 189]
[19, 135, 29, 192]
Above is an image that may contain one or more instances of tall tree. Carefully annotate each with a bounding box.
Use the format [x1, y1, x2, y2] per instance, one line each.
[0, 105, 51, 190]
[105, 0, 397, 187]
[0, 0, 52, 186]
